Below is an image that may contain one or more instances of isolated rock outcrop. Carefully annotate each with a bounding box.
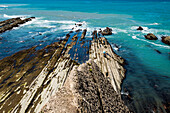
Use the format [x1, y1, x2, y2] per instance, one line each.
[144, 33, 158, 40]
[137, 26, 143, 30]
[102, 27, 112, 35]
[161, 36, 170, 45]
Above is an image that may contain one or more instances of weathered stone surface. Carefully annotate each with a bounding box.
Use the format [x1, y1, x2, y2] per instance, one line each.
[137, 26, 143, 30]
[102, 27, 112, 35]
[0, 33, 71, 113]
[41, 60, 130, 113]
[144, 33, 158, 40]
[89, 37, 125, 92]
[161, 36, 170, 45]
[0, 17, 21, 27]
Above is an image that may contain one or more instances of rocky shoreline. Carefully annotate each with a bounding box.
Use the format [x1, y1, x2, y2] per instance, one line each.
[0, 18, 130, 112]
[0, 17, 35, 34]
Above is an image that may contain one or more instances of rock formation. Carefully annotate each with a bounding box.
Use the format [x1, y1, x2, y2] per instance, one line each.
[144, 33, 158, 40]
[137, 26, 143, 30]
[0, 17, 35, 33]
[42, 60, 129, 113]
[161, 36, 170, 45]
[0, 18, 129, 113]
[89, 37, 125, 92]
[101, 27, 112, 35]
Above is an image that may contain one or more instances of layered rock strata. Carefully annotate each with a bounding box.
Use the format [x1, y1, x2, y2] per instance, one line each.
[42, 60, 129, 113]
[89, 37, 125, 92]
[0, 17, 35, 33]
[0, 24, 129, 112]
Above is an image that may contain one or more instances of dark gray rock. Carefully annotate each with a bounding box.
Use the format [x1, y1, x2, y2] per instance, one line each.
[137, 26, 143, 30]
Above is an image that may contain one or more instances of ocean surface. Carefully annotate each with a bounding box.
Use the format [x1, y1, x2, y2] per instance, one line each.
[0, 0, 170, 112]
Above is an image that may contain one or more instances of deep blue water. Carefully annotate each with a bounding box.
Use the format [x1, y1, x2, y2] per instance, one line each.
[0, 0, 170, 112]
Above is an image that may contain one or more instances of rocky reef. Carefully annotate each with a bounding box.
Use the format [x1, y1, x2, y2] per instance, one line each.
[0, 17, 35, 33]
[0, 18, 129, 113]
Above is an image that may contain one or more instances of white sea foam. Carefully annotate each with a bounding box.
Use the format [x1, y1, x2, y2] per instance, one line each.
[112, 28, 128, 33]
[41, 28, 59, 35]
[141, 28, 170, 34]
[121, 91, 129, 96]
[132, 36, 137, 39]
[113, 47, 119, 51]
[59, 21, 88, 32]
[0, 5, 8, 8]
[131, 26, 149, 31]
[132, 36, 170, 49]
[40, 20, 77, 24]
[148, 23, 159, 25]
[28, 19, 85, 29]
[3, 14, 29, 19]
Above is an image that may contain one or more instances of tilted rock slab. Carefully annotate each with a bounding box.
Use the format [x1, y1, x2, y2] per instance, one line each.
[42, 60, 130, 113]
[89, 37, 125, 92]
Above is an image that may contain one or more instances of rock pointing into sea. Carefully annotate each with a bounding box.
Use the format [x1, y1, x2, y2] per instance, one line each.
[161, 36, 170, 45]
[144, 33, 158, 40]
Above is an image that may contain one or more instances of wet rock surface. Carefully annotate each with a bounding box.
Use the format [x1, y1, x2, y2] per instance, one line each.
[0, 33, 70, 113]
[101, 27, 112, 35]
[144, 33, 158, 40]
[137, 26, 143, 30]
[161, 36, 170, 45]
[0, 17, 35, 33]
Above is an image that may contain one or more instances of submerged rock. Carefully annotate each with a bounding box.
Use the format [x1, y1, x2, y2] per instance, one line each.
[161, 36, 170, 45]
[102, 27, 112, 35]
[154, 49, 161, 54]
[137, 26, 143, 30]
[144, 33, 158, 40]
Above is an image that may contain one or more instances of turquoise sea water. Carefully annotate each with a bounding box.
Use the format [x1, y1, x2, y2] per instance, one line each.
[0, 0, 170, 112]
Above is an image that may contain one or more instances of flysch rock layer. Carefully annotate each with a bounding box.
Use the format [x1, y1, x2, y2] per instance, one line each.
[89, 37, 125, 92]
[0, 22, 129, 112]
[0, 17, 35, 33]
[0, 33, 71, 113]
[41, 37, 129, 113]
[42, 59, 130, 113]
